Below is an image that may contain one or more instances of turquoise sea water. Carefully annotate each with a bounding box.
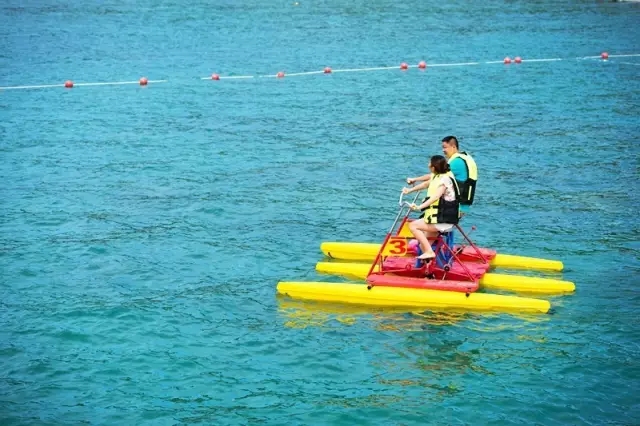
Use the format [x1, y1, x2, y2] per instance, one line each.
[2, 1, 640, 424]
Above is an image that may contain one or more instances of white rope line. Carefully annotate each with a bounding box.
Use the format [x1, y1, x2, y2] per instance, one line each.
[199, 75, 254, 80]
[219, 75, 255, 79]
[579, 54, 640, 60]
[520, 58, 563, 63]
[280, 70, 327, 77]
[0, 80, 167, 90]
[331, 66, 400, 73]
[1, 53, 637, 91]
[1, 83, 64, 90]
[428, 62, 480, 67]
[74, 80, 167, 87]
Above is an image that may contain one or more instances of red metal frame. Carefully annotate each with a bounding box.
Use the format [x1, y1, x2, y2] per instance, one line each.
[394, 218, 490, 264]
[366, 216, 415, 277]
[452, 224, 488, 264]
[426, 232, 479, 282]
[366, 192, 492, 290]
[368, 227, 480, 289]
[366, 193, 420, 278]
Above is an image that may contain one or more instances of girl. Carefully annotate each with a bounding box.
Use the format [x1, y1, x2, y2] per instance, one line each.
[402, 155, 460, 261]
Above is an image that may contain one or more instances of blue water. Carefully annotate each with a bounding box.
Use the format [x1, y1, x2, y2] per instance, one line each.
[2, 0, 640, 424]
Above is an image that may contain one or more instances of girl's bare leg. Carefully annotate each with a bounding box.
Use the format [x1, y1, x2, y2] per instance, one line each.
[409, 221, 439, 259]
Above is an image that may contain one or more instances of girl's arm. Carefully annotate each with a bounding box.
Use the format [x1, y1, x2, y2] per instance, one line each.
[403, 179, 430, 194]
[412, 184, 445, 210]
[407, 174, 432, 185]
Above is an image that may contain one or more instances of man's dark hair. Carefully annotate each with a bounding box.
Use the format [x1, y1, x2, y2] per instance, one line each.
[442, 136, 459, 149]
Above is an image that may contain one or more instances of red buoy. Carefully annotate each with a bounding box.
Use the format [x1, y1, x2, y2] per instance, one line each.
[418, 61, 427, 69]
[211, 73, 220, 80]
[601, 52, 609, 60]
[514, 56, 522, 64]
[324, 67, 332, 74]
[64, 80, 73, 88]
[400, 62, 408, 70]
[276, 71, 285, 78]
[139, 77, 148, 86]
[504, 57, 511, 64]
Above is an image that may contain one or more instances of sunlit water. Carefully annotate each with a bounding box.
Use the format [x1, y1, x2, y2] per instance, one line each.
[1, 0, 639, 424]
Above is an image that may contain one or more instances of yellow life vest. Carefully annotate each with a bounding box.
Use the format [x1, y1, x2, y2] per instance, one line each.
[449, 151, 478, 205]
[423, 172, 460, 224]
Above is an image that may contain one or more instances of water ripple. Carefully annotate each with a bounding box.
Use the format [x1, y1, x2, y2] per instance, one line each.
[2, 1, 640, 425]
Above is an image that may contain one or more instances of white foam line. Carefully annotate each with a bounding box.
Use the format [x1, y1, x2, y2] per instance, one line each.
[521, 58, 563, 63]
[332, 66, 400, 73]
[0, 83, 63, 90]
[485, 60, 506, 64]
[619, 61, 640, 66]
[579, 55, 602, 59]
[428, 62, 480, 67]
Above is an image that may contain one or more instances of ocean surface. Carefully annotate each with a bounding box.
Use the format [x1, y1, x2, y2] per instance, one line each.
[1, 0, 640, 424]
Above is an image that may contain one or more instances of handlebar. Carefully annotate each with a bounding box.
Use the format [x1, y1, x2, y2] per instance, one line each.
[399, 191, 416, 209]
[385, 188, 421, 235]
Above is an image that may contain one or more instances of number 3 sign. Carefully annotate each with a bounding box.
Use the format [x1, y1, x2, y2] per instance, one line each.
[381, 237, 409, 256]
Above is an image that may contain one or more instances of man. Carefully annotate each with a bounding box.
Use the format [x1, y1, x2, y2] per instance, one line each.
[405, 136, 478, 216]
